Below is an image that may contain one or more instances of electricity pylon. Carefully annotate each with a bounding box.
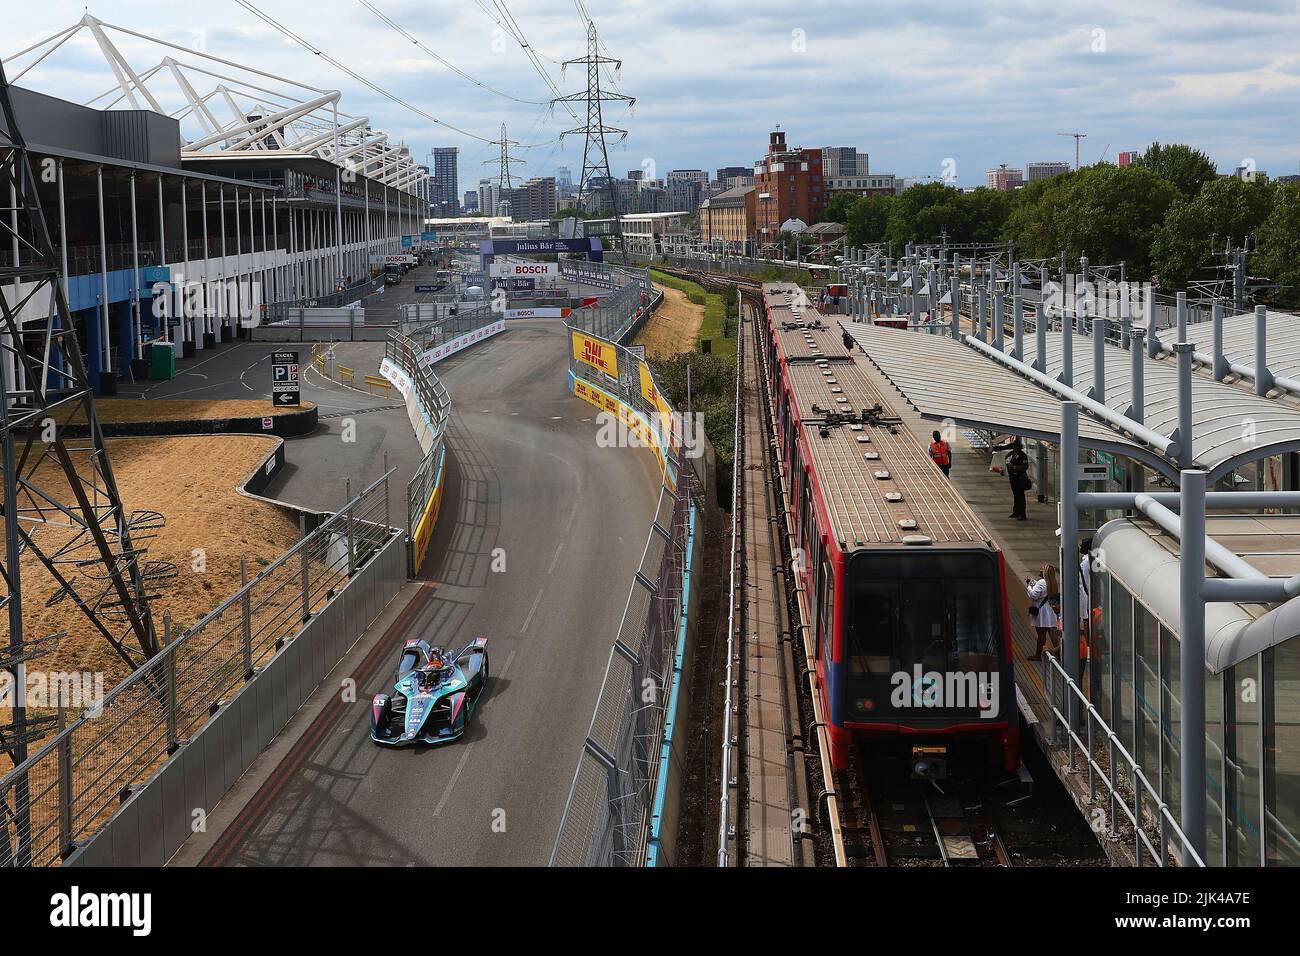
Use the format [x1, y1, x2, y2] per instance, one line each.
[552, 20, 635, 253]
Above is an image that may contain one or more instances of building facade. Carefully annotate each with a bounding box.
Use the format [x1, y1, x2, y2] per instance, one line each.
[826, 174, 898, 197]
[1, 84, 423, 392]
[754, 129, 825, 252]
[822, 146, 870, 178]
[432, 146, 460, 216]
[620, 212, 691, 257]
[1026, 161, 1071, 182]
[987, 164, 1025, 191]
[699, 184, 756, 253]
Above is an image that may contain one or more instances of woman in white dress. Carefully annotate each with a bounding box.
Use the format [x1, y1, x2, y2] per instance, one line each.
[1025, 564, 1060, 661]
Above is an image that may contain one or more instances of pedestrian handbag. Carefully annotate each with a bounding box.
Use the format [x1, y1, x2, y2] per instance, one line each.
[1013, 472, 1033, 492]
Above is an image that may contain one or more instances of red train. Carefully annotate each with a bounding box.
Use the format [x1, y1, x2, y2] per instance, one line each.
[759, 283, 1019, 778]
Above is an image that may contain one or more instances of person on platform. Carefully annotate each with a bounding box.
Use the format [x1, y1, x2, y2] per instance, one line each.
[1025, 564, 1060, 661]
[928, 430, 952, 478]
[992, 437, 1031, 520]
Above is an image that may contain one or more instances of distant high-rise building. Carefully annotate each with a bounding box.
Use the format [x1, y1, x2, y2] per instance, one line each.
[628, 169, 644, 181]
[498, 176, 557, 222]
[463, 190, 479, 213]
[822, 147, 869, 178]
[1118, 150, 1139, 167]
[1026, 161, 1070, 183]
[478, 179, 498, 220]
[987, 164, 1024, 191]
[414, 164, 436, 211]
[432, 146, 460, 215]
[555, 165, 572, 188]
[716, 165, 750, 183]
[667, 169, 708, 186]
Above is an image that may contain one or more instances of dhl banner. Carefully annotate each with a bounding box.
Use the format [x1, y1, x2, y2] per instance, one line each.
[638, 362, 681, 452]
[572, 373, 678, 491]
[572, 330, 619, 379]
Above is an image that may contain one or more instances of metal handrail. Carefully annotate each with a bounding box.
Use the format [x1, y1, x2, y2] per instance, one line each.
[0, 470, 399, 866]
[717, 289, 744, 866]
[1040, 650, 1206, 867]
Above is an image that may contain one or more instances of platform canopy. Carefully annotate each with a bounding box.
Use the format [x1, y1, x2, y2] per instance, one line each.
[1095, 515, 1300, 673]
[1030, 331, 1300, 481]
[841, 322, 1159, 468]
[1176, 309, 1300, 384]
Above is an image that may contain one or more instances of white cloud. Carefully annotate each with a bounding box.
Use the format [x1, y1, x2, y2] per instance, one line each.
[4, 0, 1299, 186]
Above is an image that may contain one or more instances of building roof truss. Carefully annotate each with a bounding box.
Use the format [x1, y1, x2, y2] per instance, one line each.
[2, 13, 426, 195]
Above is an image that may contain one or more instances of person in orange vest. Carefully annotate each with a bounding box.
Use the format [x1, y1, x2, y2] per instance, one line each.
[928, 430, 952, 478]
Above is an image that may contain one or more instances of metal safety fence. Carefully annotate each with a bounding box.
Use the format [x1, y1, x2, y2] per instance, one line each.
[1039, 651, 1205, 867]
[0, 473, 399, 866]
[382, 326, 453, 558]
[550, 478, 691, 867]
[551, 318, 699, 865]
[562, 263, 658, 344]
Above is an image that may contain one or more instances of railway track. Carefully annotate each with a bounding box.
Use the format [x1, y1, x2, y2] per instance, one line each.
[843, 746, 1013, 867]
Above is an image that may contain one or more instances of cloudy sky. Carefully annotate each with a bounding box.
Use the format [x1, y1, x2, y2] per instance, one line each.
[6, 0, 1300, 189]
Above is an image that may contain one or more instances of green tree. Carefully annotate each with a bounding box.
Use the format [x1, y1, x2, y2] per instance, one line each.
[1134, 142, 1218, 199]
[1151, 177, 1274, 289]
[882, 182, 957, 247]
[1003, 165, 1178, 278]
[823, 191, 862, 224]
[844, 194, 894, 247]
[1255, 183, 1300, 308]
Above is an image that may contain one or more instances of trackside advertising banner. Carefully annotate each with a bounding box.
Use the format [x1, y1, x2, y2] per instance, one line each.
[572, 330, 619, 378]
[638, 361, 682, 452]
[489, 261, 557, 279]
[411, 445, 447, 571]
[507, 307, 572, 320]
[571, 372, 678, 491]
[419, 319, 506, 366]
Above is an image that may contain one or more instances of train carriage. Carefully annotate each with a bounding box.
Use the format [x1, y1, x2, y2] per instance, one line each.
[760, 283, 1019, 777]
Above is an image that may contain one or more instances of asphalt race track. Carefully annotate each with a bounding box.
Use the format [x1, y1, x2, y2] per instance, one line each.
[196, 320, 662, 865]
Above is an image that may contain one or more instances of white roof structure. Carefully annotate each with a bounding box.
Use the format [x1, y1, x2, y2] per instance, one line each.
[3, 13, 427, 192]
[1032, 331, 1300, 481]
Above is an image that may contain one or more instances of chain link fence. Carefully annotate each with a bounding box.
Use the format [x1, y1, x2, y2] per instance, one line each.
[550, 477, 690, 867]
[0, 473, 399, 866]
[551, 314, 698, 865]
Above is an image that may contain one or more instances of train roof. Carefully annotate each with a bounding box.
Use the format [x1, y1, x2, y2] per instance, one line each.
[762, 283, 994, 551]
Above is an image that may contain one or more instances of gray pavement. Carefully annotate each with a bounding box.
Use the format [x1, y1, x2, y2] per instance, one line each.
[177, 319, 663, 866]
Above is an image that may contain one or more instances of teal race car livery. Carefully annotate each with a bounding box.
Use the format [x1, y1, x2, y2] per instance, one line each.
[370, 637, 489, 746]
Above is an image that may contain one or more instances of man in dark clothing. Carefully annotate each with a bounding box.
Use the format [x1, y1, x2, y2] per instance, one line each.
[997, 437, 1030, 520]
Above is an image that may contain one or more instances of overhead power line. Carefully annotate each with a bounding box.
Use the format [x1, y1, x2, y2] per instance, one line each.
[235, 0, 554, 147]
[357, 0, 549, 106]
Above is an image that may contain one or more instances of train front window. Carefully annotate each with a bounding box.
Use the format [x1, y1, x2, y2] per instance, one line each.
[845, 551, 1005, 721]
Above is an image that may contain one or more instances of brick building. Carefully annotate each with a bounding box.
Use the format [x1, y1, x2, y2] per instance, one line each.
[753, 129, 824, 252]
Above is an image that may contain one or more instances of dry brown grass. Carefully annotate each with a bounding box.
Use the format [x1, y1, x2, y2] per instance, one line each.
[632, 283, 705, 358]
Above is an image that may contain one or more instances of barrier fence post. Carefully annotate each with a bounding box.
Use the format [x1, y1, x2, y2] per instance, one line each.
[164, 614, 179, 755]
[300, 543, 311, 623]
[56, 704, 71, 859]
[241, 558, 253, 680]
[346, 478, 356, 577]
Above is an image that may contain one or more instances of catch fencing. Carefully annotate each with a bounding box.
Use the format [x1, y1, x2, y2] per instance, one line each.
[561, 262, 658, 343]
[0, 473, 399, 866]
[551, 316, 700, 866]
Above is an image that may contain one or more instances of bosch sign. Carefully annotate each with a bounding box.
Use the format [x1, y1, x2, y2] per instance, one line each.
[489, 261, 557, 279]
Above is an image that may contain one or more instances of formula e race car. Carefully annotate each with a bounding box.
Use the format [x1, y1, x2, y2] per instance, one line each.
[370, 637, 489, 746]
